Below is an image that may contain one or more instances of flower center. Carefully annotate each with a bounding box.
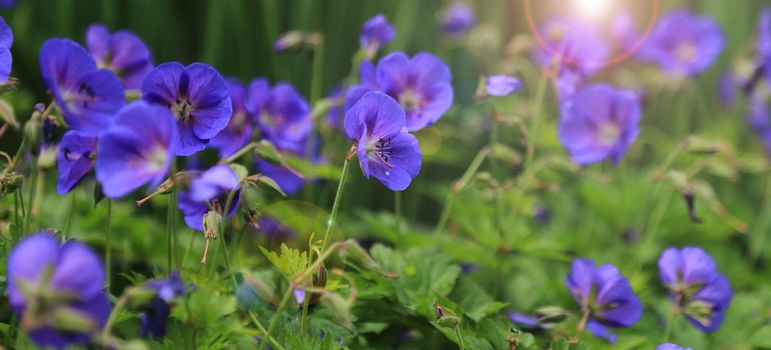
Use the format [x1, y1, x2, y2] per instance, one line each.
[398, 89, 423, 112]
[171, 98, 195, 122]
[676, 42, 698, 64]
[597, 123, 620, 145]
[260, 111, 285, 129]
[147, 145, 168, 172]
[368, 137, 394, 167]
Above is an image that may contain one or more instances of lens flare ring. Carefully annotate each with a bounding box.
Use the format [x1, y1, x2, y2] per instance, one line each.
[522, 0, 660, 69]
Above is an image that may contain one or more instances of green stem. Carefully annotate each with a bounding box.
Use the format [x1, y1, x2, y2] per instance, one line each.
[182, 230, 196, 267]
[454, 325, 465, 350]
[224, 142, 259, 164]
[258, 287, 294, 350]
[105, 199, 113, 292]
[525, 69, 549, 168]
[249, 311, 287, 350]
[577, 308, 590, 333]
[634, 187, 673, 276]
[62, 192, 76, 240]
[310, 42, 325, 105]
[662, 305, 676, 343]
[320, 152, 353, 251]
[101, 293, 127, 341]
[394, 190, 403, 238]
[166, 162, 178, 272]
[24, 156, 38, 234]
[433, 147, 491, 240]
[751, 173, 771, 263]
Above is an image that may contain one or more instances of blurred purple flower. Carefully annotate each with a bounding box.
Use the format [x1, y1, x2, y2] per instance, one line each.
[141, 62, 232, 156]
[508, 312, 542, 329]
[140, 271, 186, 339]
[612, 12, 639, 50]
[360, 14, 394, 53]
[639, 10, 724, 76]
[326, 85, 346, 129]
[95, 101, 177, 198]
[345, 91, 421, 191]
[56, 130, 97, 195]
[39, 38, 125, 136]
[565, 258, 642, 343]
[441, 2, 476, 38]
[247, 79, 311, 151]
[531, 17, 608, 77]
[86, 24, 153, 90]
[178, 164, 241, 231]
[346, 52, 453, 131]
[0, 0, 16, 9]
[485, 75, 523, 97]
[658, 247, 732, 332]
[757, 8, 771, 84]
[210, 79, 252, 157]
[0, 15, 12, 82]
[558, 84, 641, 165]
[7, 233, 110, 348]
[718, 72, 736, 108]
[657, 344, 693, 350]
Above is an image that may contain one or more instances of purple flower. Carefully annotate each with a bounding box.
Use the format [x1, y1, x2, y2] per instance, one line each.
[558, 84, 641, 165]
[56, 130, 97, 195]
[345, 52, 453, 131]
[178, 164, 241, 231]
[639, 10, 724, 76]
[718, 72, 736, 108]
[612, 12, 639, 50]
[140, 271, 186, 339]
[209, 79, 252, 157]
[508, 312, 542, 329]
[565, 258, 642, 343]
[0, 15, 12, 83]
[657, 344, 693, 350]
[39, 38, 125, 136]
[247, 79, 311, 151]
[141, 62, 232, 156]
[0, 0, 16, 9]
[86, 24, 153, 90]
[256, 158, 304, 195]
[531, 17, 608, 77]
[485, 75, 523, 97]
[658, 247, 732, 332]
[326, 85, 346, 129]
[7, 233, 110, 348]
[441, 2, 476, 38]
[758, 8, 771, 83]
[345, 91, 421, 191]
[95, 101, 177, 198]
[360, 14, 394, 53]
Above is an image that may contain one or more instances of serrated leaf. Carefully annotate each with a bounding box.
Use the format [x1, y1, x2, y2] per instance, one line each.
[259, 243, 308, 280]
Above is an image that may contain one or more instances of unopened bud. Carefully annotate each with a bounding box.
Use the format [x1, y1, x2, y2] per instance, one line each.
[434, 303, 460, 328]
[240, 181, 262, 212]
[23, 119, 42, 155]
[201, 210, 222, 265]
[0, 172, 23, 197]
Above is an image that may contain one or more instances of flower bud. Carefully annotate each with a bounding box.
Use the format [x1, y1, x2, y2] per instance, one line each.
[239, 181, 262, 213]
[23, 118, 42, 155]
[0, 172, 23, 197]
[434, 303, 460, 328]
[203, 210, 222, 240]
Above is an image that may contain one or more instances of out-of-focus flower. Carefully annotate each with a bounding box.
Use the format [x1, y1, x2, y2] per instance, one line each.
[658, 247, 732, 332]
[248, 79, 311, 152]
[719, 72, 736, 108]
[178, 164, 241, 231]
[95, 101, 177, 198]
[345, 91, 421, 191]
[558, 84, 641, 165]
[7, 233, 110, 348]
[484, 75, 523, 97]
[0, 15, 12, 83]
[86, 24, 153, 90]
[56, 130, 97, 195]
[508, 312, 542, 329]
[273, 31, 323, 54]
[612, 12, 639, 50]
[0, 0, 17, 9]
[360, 14, 394, 54]
[657, 344, 693, 350]
[39, 38, 125, 136]
[638, 10, 724, 77]
[141, 62, 232, 156]
[565, 258, 642, 343]
[210, 79, 252, 157]
[531, 17, 608, 77]
[140, 271, 186, 339]
[757, 8, 771, 84]
[346, 52, 453, 131]
[326, 85, 346, 129]
[441, 2, 476, 38]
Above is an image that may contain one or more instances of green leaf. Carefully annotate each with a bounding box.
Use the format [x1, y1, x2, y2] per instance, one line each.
[750, 325, 771, 348]
[259, 243, 308, 280]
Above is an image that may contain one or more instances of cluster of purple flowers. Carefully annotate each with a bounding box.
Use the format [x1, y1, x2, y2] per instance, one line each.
[510, 246, 731, 344]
